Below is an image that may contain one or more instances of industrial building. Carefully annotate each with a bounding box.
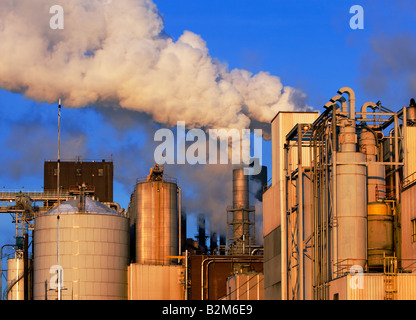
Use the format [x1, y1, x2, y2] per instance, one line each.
[44, 159, 114, 203]
[0, 159, 264, 300]
[263, 87, 416, 300]
[5, 86, 416, 301]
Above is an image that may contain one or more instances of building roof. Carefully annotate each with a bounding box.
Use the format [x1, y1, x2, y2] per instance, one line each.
[45, 196, 118, 215]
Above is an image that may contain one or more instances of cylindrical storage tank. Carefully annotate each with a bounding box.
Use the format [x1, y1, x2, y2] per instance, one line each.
[6, 258, 32, 300]
[367, 164, 386, 203]
[367, 202, 394, 269]
[33, 197, 129, 300]
[359, 129, 385, 202]
[134, 179, 178, 265]
[233, 169, 249, 209]
[336, 152, 367, 267]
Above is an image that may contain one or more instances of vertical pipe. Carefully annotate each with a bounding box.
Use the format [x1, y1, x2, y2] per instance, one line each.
[16, 257, 19, 300]
[394, 114, 401, 263]
[404, 107, 408, 178]
[185, 250, 188, 300]
[313, 129, 319, 299]
[297, 124, 304, 299]
[394, 115, 399, 203]
[57, 99, 61, 300]
[311, 130, 316, 299]
[23, 234, 28, 300]
[178, 187, 181, 258]
[326, 121, 331, 299]
[319, 125, 324, 299]
[129, 264, 132, 300]
[322, 124, 325, 299]
[282, 143, 288, 300]
[332, 104, 338, 281]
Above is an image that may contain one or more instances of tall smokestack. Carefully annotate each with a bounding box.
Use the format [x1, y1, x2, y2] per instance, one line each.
[233, 169, 249, 209]
[228, 168, 255, 255]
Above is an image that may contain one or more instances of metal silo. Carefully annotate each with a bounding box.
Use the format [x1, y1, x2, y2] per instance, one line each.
[33, 196, 129, 300]
[131, 165, 179, 265]
[6, 258, 31, 300]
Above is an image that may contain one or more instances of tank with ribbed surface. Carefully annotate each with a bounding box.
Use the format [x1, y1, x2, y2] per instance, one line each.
[33, 196, 129, 300]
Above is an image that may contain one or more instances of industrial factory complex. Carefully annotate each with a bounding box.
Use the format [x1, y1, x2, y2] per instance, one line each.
[2, 87, 416, 301]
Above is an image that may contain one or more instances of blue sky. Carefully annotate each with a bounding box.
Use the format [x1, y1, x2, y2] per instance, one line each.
[0, 0, 415, 263]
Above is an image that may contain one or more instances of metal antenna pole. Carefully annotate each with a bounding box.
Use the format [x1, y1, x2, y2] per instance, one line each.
[57, 99, 61, 300]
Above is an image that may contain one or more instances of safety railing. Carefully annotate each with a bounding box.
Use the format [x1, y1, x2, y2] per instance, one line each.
[375, 185, 396, 201]
[402, 170, 416, 190]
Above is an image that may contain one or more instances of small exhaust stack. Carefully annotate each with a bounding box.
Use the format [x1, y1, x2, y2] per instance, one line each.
[407, 98, 416, 124]
[78, 183, 86, 212]
[196, 213, 207, 254]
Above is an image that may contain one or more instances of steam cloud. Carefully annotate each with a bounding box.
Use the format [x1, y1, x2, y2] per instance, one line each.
[0, 0, 310, 132]
[0, 0, 310, 241]
[360, 34, 416, 102]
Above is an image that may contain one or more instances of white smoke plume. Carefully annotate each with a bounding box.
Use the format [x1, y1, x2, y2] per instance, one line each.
[0, 0, 310, 132]
[0, 0, 311, 242]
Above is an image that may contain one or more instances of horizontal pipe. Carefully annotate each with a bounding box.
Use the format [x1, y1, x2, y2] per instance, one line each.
[200, 256, 263, 300]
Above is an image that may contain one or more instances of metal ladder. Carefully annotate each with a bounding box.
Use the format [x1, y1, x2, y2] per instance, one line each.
[384, 254, 397, 300]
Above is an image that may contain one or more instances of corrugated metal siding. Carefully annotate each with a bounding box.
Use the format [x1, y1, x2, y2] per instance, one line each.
[33, 213, 129, 300]
[226, 273, 264, 300]
[338, 274, 416, 300]
[128, 264, 184, 300]
[396, 274, 416, 300]
[401, 184, 416, 260]
[347, 274, 385, 300]
[405, 127, 416, 178]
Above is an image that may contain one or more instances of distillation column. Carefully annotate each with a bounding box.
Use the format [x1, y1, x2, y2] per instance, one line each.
[336, 88, 367, 268]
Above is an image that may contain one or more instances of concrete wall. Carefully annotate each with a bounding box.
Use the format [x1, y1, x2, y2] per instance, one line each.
[263, 226, 281, 300]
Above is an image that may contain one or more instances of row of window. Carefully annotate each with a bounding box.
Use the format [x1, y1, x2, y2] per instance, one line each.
[53, 168, 104, 176]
